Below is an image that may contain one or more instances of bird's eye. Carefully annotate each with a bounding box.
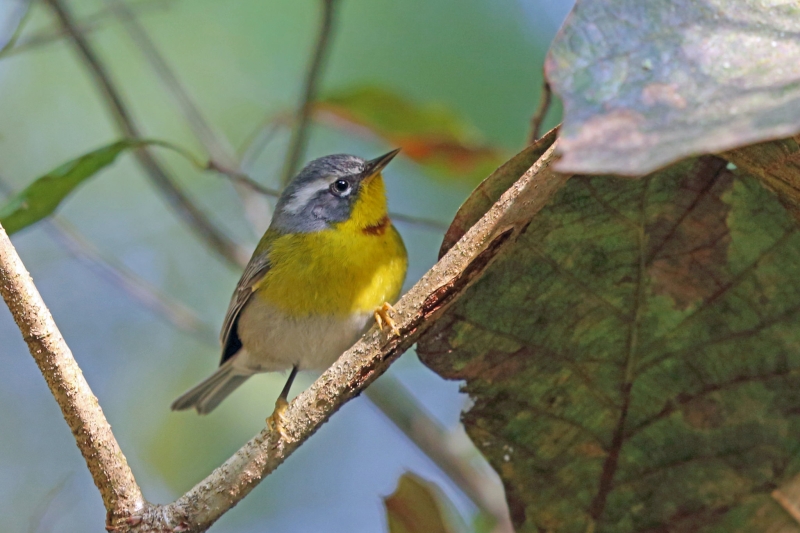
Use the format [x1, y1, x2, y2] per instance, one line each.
[331, 179, 351, 196]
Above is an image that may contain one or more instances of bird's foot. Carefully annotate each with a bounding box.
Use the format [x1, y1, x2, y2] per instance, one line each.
[266, 397, 290, 440]
[374, 302, 400, 336]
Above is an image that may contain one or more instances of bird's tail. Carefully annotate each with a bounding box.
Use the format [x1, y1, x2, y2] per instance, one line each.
[171, 360, 251, 414]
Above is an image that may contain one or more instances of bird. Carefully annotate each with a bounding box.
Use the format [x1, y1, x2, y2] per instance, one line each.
[171, 150, 408, 437]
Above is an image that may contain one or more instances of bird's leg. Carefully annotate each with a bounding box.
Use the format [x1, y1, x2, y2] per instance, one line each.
[267, 365, 298, 439]
[374, 302, 400, 336]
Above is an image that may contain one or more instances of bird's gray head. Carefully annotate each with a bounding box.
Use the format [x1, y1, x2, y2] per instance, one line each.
[271, 150, 399, 233]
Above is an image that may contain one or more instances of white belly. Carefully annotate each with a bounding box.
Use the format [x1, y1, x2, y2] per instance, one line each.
[233, 296, 372, 374]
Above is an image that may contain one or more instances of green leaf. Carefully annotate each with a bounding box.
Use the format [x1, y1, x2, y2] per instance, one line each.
[384, 473, 460, 533]
[0, 139, 200, 235]
[546, 0, 800, 175]
[317, 86, 503, 182]
[418, 156, 800, 532]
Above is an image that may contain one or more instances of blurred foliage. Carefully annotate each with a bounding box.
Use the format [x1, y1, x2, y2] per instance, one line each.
[317, 86, 504, 183]
[0, 1, 562, 532]
[0, 0, 31, 53]
[385, 472, 459, 533]
[7, 0, 800, 532]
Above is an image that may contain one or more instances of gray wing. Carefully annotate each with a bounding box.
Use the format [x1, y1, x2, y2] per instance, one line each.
[219, 253, 271, 365]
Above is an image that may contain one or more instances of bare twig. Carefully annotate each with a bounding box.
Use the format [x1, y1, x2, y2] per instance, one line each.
[0, 176, 215, 343]
[45, 0, 249, 268]
[3, 135, 567, 530]
[0, 223, 144, 522]
[390, 212, 449, 232]
[44, 218, 217, 344]
[131, 143, 569, 532]
[28, 473, 75, 533]
[529, 79, 552, 144]
[279, 0, 339, 185]
[238, 114, 288, 168]
[104, 0, 273, 231]
[0, 0, 33, 54]
[206, 160, 281, 197]
[2, 0, 177, 59]
[106, 0, 232, 168]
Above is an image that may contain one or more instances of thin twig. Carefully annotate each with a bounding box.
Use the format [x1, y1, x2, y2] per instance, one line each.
[106, 0, 233, 168]
[0, 222, 144, 521]
[3, 140, 567, 530]
[27, 473, 75, 533]
[279, 0, 339, 185]
[206, 160, 282, 197]
[238, 114, 288, 167]
[45, 0, 248, 268]
[104, 0, 273, 231]
[2, 0, 177, 59]
[529, 79, 552, 144]
[0, 0, 33, 54]
[133, 143, 568, 532]
[0, 176, 216, 343]
[46, 218, 217, 343]
[390, 212, 449, 232]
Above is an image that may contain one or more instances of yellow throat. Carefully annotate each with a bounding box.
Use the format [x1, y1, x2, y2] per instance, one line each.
[254, 173, 408, 318]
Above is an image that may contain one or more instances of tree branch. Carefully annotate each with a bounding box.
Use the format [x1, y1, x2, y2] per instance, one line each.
[8, 3, 569, 531]
[44, 0, 249, 268]
[2, 135, 567, 530]
[40, 203, 503, 523]
[0, 223, 144, 521]
[279, 0, 339, 185]
[135, 142, 569, 531]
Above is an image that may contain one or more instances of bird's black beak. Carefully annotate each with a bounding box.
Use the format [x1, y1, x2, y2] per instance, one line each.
[363, 148, 401, 178]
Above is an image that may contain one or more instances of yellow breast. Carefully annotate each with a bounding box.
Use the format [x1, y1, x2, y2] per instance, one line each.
[255, 224, 407, 317]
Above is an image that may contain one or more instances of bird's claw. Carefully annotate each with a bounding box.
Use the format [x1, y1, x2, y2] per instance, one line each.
[374, 302, 400, 336]
[266, 397, 290, 440]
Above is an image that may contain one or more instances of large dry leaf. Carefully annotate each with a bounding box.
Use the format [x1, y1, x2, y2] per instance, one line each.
[418, 156, 800, 532]
[546, 0, 800, 175]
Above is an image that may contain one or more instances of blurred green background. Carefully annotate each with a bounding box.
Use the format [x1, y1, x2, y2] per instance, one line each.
[0, 0, 570, 531]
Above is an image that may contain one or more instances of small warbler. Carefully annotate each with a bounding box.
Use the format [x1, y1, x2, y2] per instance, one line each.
[172, 150, 408, 435]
